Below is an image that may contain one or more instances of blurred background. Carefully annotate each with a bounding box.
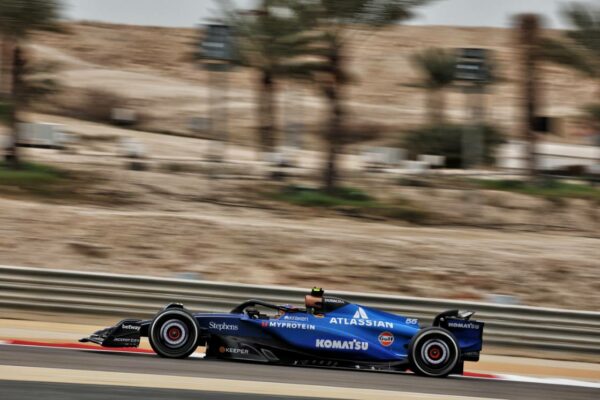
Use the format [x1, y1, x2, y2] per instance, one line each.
[0, 0, 598, 314]
[0, 5, 599, 397]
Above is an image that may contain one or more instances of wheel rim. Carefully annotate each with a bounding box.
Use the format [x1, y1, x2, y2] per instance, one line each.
[421, 339, 449, 366]
[411, 330, 459, 377]
[160, 319, 188, 348]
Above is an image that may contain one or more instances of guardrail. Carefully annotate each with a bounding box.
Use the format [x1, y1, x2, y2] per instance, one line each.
[0, 265, 598, 355]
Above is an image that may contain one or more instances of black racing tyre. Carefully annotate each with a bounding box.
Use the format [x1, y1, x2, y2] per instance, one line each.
[149, 308, 199, 359]
[408, 327, 460, 378]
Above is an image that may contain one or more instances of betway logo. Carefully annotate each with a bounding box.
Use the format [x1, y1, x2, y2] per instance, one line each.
[209, 321, 239, 331]
[330, 307, 394, 329]
[316, 339, 369, 351]
[121, 324, 141, 331]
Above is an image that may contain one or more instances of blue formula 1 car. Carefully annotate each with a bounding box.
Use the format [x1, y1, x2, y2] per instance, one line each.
[81, 288, 484, 378]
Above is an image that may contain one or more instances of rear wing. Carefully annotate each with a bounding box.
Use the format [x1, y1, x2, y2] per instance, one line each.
[433, 310, 484, 360]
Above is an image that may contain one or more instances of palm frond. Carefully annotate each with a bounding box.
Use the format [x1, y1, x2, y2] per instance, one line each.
[539, 37, 597, 78]
[412, 47, 456, 89]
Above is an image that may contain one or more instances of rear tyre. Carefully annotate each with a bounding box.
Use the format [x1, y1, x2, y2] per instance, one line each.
[149, 308, 199, 358]
[408, 327, 460, 378]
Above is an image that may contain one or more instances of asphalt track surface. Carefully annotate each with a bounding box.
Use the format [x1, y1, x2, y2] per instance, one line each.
[0, 381, 316, 400]
[0, 345, 598, 400]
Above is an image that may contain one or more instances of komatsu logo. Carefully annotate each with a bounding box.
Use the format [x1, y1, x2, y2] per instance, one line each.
[315, 339, 369, 351]
[448, 321, 480, 330]
[329, 307, 394, 329]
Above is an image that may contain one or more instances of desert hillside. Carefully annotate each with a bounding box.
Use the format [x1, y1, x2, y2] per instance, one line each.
[28, 22, 597, 146]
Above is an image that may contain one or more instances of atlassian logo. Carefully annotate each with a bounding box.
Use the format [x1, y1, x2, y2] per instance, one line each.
[315, 339, 369, 351]
[329, 307, 394, 329]
[353, 307, 369, 319]
[209, 321, 239, 331]
[448, 321, 480, 330]
[378, 331, 394, 347]
[261, 321, 316, 330]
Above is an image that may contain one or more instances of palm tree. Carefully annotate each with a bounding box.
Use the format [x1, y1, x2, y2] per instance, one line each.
[412, 47, 456, 123]
[540, 3, 599, 89]
[539, 3, 600, 168]
[294, 0, 431, 192]
[227, 0, 313, 155]
[0, 0, 63, 167]
[517, 14, 542, 179]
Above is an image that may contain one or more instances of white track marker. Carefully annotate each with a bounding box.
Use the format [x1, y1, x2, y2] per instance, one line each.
[497, 374, 600, 390]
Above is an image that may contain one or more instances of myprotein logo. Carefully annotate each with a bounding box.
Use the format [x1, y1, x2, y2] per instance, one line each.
[315, 339, 369, 351]
[448, 321, 480, 330]
[261, 321, 316, 330]
[378, 331, 394, 347]
[121, 324, 141, 331]
[209, 321, 239, 331]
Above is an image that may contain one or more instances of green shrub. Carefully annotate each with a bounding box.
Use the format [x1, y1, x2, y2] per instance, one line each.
[0, 102, 13, 124]
[274, 185, 374, 208]
[373, 204, 431, 223]
[0, 162, 66, 187]
[403, 123, 505, 168]
[76, 89, 128, 124]
[270, 185, 432, 223]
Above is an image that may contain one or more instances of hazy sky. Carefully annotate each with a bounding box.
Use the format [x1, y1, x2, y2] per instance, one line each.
[63, 0, 593, 29]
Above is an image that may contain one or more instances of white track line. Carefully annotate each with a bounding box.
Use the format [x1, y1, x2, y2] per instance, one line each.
[497, 374, 600, 390]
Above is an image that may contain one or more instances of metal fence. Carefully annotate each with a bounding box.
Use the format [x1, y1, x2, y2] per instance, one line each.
[0, 265, 598, 355]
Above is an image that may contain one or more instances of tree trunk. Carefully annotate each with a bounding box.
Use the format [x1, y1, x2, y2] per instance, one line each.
[5, 45, 24, 168]
[323, 44, 344, 193]
[437, 88, 446, 123]
[519, 14, 541, 180]
[0, 38, 14, 98]
[324, 89, 342, 192]
[427, 88, 445, 124]
[258, 70, 276, 155]
[426, 89, 436, 124]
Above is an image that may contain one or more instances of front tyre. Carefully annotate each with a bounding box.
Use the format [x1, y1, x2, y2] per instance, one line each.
[149, 308, 199, 358]
[408, 327, 460, 378]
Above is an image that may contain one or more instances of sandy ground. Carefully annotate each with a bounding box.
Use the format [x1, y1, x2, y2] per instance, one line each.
[0, 120, 598, 311]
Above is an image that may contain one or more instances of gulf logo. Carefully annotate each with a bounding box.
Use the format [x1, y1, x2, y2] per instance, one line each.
[378, 331, 394, 347]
